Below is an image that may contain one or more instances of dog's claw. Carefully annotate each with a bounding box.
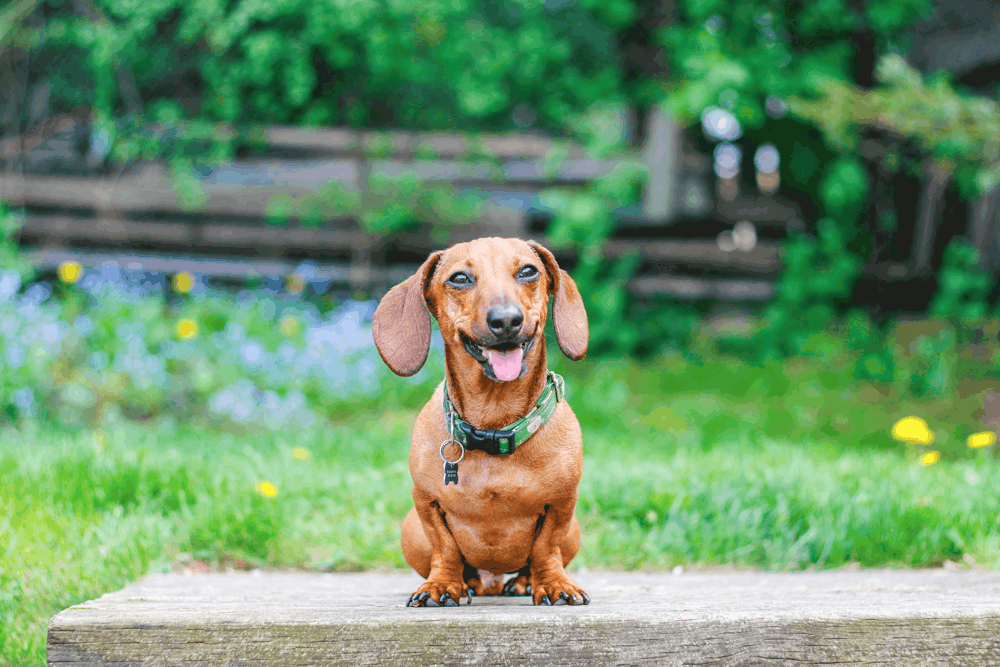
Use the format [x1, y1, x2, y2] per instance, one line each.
[501, 572, 531, 596]
[569, 594, 580, 604]
[581, 592, 591, 605]
[408, 588, 466, 607]
[410, 591, 433, 607]
[466, 589, 473, 605]
[552, 592, 569, 606]
[540, 595, 551, 606]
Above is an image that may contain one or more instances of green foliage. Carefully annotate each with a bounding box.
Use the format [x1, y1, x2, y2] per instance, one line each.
[844, 309, 895, 384]
[819, 157, 870, 219]
[850, 315, 981, 400]
[662, 1, 933, 127]
[887, 320, 958, 399]
[30, 0, 629, 133]
[790, 54, 1000, 197]
[656, 3, 1000, 358]
[760, 218, 863, 359]
[0, 204, 33, 281]
[929, 240, 995, 323]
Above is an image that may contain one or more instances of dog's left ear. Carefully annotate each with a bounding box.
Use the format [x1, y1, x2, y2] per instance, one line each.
[528, 241, 588, 360]
[372, 250, 443, 376]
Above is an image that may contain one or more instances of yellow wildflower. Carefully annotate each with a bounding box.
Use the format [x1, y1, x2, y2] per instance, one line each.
[173, 272, 195, 293]
[968, 432, 996, 449]
[176, 319, 198, 339]
[921, 451, 940, 466]
[256, 481, 278, 497]
[891, 416, 934, 445]
[292, 447, 310, 460]
[58, 261, 83, 284]
[279, 315, 300, 337]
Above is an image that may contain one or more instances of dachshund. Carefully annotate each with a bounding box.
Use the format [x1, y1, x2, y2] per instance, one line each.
[372, 237, 591, 606]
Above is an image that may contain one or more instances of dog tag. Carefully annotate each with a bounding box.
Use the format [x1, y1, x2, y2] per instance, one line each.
[443, 461, 459, 485]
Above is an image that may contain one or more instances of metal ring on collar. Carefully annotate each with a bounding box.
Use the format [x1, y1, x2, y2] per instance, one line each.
[439, 438, 465, 464]
[549, 370, 563, 404]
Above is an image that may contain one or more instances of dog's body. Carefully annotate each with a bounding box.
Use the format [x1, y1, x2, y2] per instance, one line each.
[373, 237, 590, 606]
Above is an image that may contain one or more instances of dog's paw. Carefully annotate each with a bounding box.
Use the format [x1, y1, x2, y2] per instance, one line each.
[499, 565, 531, 596]
[529, 572, 590, 606]
[501, 573, 531, 596]
[405, 580, 469, 607]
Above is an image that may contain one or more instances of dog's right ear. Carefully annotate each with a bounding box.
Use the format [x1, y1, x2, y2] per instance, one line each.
[528, 241, 588, 361]
[372, 251, 443, 376]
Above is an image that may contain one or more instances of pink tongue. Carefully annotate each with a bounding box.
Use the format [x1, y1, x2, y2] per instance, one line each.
[487, 347, 524, 381]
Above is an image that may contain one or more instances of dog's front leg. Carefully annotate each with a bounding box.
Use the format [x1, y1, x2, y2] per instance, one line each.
[406, 494, 469, 607]
[528, 501, 591, 605]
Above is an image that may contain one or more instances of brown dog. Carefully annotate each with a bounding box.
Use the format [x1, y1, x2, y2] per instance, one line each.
[372, 237, 591, 607]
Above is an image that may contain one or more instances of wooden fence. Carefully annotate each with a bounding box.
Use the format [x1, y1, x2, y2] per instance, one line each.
[7, 105, 989, 303]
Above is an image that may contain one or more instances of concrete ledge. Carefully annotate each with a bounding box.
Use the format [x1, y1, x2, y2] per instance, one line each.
[49, 569, 1000, 666]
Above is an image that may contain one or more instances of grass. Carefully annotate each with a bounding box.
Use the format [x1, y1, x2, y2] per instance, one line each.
[5, 341, 1000, 665]
[552, 339, 1000, 461]
[4, 400, 1000, 666]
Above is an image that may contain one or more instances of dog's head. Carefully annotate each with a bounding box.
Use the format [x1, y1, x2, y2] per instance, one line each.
[372, 237, 588, 379]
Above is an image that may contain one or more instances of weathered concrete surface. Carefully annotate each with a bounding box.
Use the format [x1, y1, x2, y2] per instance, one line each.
[49, 569, 1000, 666]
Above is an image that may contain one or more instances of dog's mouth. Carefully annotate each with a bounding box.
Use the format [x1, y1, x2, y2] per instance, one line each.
[461, 332, 535, 382]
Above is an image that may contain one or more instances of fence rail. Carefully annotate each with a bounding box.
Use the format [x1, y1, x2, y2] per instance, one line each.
[3, 108, 806, 300]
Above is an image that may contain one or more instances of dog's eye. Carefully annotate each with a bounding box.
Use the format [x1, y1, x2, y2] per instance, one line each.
[446, 271, 474, 287]
[516, 265, 540, 282]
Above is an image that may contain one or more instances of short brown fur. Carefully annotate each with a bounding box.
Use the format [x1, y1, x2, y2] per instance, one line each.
[373, 237, 590, 606]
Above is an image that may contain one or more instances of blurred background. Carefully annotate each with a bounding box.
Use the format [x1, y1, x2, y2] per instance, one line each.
[5, 0, 1000, 663]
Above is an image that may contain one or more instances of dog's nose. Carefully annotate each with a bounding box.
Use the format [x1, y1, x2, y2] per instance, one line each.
[487, 305, 523, 338]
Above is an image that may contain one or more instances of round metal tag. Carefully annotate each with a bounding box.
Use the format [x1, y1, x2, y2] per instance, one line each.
[439, 438, 465, 464]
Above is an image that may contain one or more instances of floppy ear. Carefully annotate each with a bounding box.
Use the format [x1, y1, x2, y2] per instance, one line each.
[529, 241, 588, 361]
[372, 251, 443, 376]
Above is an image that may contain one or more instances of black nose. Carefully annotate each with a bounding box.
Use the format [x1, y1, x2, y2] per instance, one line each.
[487, 305, 523, 338]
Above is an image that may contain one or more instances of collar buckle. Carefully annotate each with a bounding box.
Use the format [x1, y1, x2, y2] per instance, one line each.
[459, 422, 517, 455]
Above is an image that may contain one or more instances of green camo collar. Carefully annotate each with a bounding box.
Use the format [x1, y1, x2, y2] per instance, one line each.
[442, 371, 565, 456]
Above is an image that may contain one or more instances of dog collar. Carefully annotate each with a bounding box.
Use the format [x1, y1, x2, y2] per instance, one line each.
[442, 371, 565, 456]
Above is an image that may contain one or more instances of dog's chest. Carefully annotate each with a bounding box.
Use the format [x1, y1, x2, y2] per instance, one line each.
[439, 456, 547, 566]
[453, 454, 533, 502]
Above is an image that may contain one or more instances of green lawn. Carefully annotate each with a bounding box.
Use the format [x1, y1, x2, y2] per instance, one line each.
[4, 410, 1000, 666]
